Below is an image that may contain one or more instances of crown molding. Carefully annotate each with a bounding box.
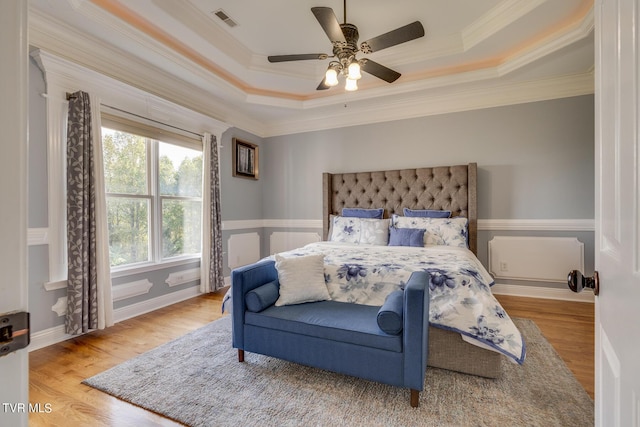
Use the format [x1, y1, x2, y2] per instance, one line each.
[251, 6, 594, 112]
[28, 7, 264, 136]
[148, 0, 254, 68]
[77, 0, 250, 86]
[498, 6, 594, 76]
[462, 0, 549, 51]
[28, 3, 594, 138]
[30, 48, 232, 137]
[262, 72, 594, 137]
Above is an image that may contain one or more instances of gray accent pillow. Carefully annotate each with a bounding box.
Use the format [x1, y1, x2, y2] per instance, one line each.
[403, 208, 452, 218]
[377, 290, 404, 335]
[342, 207, 384, 219]
[388, 227, 425, 247]
[245, 280, 279, 312]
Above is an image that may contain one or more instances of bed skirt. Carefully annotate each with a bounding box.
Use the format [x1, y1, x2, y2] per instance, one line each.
[427, 326, 501, 378]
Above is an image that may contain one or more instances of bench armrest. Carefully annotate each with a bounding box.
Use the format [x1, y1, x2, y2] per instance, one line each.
[231, 260, 278, 349]
[402, 271, 430, 391]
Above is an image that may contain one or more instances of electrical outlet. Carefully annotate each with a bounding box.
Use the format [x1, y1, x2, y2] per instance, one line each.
[500, 262, 508, 272]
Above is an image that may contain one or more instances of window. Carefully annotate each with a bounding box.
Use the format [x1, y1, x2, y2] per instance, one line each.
[102, 116, 203, 269]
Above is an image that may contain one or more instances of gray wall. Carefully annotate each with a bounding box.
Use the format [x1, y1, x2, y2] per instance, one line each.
[27, 51, 594, 335]
[262, 96, 594, 221]
[219, 128, 264, 221]
[261, 95, 595, 287]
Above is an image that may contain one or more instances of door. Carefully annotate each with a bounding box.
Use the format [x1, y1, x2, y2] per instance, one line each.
[595, 0, 640, 426]
[0, 1, 29, 426]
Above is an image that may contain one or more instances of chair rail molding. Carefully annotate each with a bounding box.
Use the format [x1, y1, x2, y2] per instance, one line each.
[221, 218, 594, 232]
[478, 218, 594, 231]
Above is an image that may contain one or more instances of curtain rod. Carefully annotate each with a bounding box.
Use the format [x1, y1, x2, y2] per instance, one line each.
[66, 92, 204, 138]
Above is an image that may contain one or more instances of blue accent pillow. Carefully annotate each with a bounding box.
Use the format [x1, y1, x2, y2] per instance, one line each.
[245, 280, 280, 312]
[388, 227, 425, 247]
[377, 290, 404, 335]
[403, 208, 452, 218]
[342, 207, 384, 219]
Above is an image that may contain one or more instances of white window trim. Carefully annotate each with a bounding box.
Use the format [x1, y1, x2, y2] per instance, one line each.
[103, 127, 204, 270]
[32, 49, 230, 284]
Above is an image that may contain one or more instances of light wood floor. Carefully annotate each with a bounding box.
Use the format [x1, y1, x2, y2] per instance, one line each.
[28, 291, 594, 426]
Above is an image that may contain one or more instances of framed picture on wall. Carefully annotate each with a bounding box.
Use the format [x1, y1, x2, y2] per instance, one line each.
[232, 138, 259, 180]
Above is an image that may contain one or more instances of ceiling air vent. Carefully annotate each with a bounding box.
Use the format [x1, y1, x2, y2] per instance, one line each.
[213, 9, 238, 28]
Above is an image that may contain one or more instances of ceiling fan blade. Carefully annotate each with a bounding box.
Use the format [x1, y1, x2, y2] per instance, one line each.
[311, 7, 346, 43]
[268, 53, 328, 63]
[316, 79, 331, 90]
[360, 21, 425, 53]
[360, 59, 401, 83]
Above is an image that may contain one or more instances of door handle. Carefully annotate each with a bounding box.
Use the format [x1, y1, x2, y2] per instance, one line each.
[0, 311, 30, 356]
[567, 270, 599, 296]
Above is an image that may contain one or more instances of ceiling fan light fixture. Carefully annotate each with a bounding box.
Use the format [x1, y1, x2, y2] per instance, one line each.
[268, 4, 424, 91]
[347, 61, 362, 80]
[345, 77, 358, 91]
[325, 67, 339, 86]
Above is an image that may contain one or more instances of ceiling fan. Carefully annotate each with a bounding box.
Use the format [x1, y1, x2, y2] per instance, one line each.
[267, 1, 425, 91]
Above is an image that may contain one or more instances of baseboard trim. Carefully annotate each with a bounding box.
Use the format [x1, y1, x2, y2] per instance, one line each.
[113, 286, 201, 323]
[29, 286, 202, 351]
[491, 283, 595, 303]
[29, 281, 591, 352]
[28, 325, 73, 352]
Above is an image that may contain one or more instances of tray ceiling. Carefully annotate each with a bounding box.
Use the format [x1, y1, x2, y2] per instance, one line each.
[29, 0, 594, 136]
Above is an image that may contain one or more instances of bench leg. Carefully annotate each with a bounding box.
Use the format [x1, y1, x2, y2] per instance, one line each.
[410, 389, 419, 407]
[238, 349, 244, 362]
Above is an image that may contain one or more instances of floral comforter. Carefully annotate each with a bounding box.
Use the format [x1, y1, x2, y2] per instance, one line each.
[224, 241, 526, 364]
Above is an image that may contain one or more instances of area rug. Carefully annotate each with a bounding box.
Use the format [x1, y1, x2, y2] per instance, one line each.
[83, 316, 594, 427]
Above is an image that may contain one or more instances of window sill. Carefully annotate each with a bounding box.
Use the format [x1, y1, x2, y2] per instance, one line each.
[110, 256, 201, 279]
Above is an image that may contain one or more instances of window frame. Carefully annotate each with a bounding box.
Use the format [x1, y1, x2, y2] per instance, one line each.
[102, 114, 204, 275]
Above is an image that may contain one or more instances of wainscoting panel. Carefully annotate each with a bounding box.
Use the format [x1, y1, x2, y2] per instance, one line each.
[165, 268, 201, 287]
[488, 236, 584, 283]
[112, 279, 153, 302]
[227, 232, 261, 269]
[270, 232, 321, 255]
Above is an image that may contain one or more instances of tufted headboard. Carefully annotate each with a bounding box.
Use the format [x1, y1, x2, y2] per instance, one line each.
[322, 163, 477, 254]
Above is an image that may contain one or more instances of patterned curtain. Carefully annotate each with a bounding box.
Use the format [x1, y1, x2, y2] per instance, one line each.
[65, 91, 113, 334]
[201, 132, 225, 292]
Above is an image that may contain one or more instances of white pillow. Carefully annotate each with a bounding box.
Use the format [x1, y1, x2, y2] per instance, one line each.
[391, 215, 468, 248]
[359, 218, 390, 245]
[330, 216, 390, 245]
[274, 254, 330, 306]
[330, 216, 361, 243]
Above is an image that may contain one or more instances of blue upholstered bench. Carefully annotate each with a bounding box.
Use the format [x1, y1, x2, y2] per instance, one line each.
[231, 259, 430, 407]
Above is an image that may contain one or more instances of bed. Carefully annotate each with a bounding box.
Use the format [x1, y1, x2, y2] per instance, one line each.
[318, 163, 524, 377]
[223, 162, 524, 377]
